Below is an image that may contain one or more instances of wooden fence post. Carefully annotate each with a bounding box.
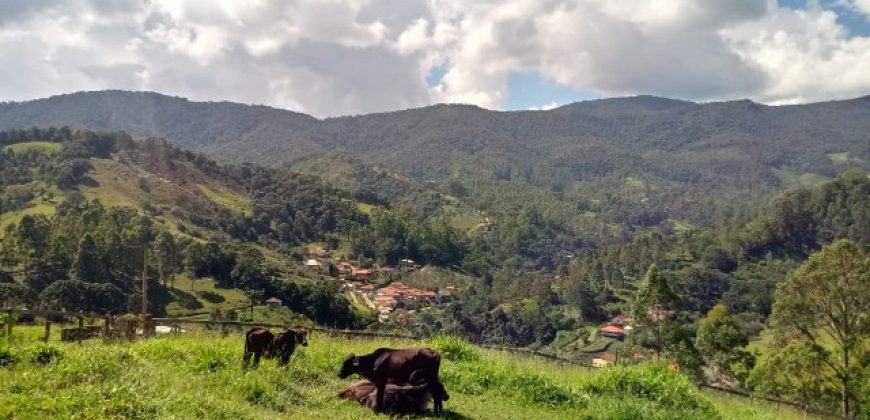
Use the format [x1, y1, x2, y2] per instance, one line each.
[77, 315, 84, 345]
[43, 321, 51, 342]
[103, 315, 111, 340]
[5, 310, 12, 339]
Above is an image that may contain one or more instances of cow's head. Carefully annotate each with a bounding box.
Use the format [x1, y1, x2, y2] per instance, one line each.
[295, 329, 309, 347]
[338, 354, 360, 378]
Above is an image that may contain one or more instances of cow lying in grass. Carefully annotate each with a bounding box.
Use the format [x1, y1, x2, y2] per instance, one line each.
[338, 348, 448, 413]
[242, 326, 308, 369]
[338, 369, 450, 415]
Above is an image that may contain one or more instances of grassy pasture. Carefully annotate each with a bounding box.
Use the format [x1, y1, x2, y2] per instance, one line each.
[0, 329, 820, 420]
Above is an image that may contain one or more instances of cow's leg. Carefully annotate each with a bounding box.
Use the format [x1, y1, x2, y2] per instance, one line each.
[433, 388, 443, 414]
[243, 351, 252, 370]
[279, 350, 292, 368]
[431, 380, 444, 414]
[374, 381, 387, 413]
[253, 350, 262, 368]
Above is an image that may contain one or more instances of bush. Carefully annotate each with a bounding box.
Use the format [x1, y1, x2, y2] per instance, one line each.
[0, 346, 18, 367]
[27, 344, 62, 365]
[196, 290, 225, 303]
[579, 363, 716, 415]
[428, 335, 481, 362]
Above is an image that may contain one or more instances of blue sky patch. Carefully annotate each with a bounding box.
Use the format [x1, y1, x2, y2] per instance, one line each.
[506, 71, 598, 110]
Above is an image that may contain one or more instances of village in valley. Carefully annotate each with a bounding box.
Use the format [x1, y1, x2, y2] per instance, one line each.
[298, 247, 646, 369]
[302, 247, 459, 324]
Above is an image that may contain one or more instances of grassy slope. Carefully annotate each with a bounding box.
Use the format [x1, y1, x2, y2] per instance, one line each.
[0, 330, 816, 420]
[0, 201, 56, 232]
[1, 141, 62, 154]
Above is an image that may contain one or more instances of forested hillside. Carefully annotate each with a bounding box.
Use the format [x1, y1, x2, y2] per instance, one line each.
[3, 91, 868, 248]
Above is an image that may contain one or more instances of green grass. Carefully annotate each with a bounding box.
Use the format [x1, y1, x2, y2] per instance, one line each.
[1, 141, 62, 154]
[0, 330, 819, 419]
[197, 184, 253, 215]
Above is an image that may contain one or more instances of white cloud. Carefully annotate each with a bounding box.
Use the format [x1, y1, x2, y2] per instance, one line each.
[0, 0, 868, 116]
[529, 101, 560, 111]
[850, 0, 870, 15]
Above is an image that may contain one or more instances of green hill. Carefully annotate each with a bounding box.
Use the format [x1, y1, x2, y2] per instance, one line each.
[0, 328, 817, 420]
[3, 90, 869, 260]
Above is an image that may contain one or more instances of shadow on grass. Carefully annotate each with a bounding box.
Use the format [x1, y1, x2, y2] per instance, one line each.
[433, 410, 471, 420]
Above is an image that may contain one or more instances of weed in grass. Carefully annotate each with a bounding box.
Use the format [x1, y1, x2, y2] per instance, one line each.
[0, 346, 18, 367]
[27, 343, 62, 364]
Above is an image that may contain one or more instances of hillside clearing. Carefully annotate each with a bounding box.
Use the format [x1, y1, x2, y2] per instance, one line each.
[1, 141, 62, 154]
[197, 184, 253, 215]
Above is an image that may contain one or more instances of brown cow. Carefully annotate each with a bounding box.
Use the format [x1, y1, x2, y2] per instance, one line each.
[338, 348, 447, 413]
[339, 380, 431, 415]
[243, 326, 308, 369]
[338, 369, 450, 415]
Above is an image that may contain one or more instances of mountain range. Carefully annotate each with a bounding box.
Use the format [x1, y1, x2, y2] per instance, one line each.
[2, 90, 869, 232]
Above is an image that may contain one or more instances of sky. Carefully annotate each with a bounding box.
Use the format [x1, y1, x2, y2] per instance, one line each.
[0, 0, 869, 117]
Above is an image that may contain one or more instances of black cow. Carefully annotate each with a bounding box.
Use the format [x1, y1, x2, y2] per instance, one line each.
[338, 347, 446, 413]
[243, 327, 308, 369]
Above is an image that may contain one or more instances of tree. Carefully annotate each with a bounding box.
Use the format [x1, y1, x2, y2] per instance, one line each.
[16, 215, 50, 277]
[696, 304, 754, 385]
[632, 264, 683, 357]
[243, 288, 264, 322]
[633, 264, 679, 320]
[748, 342, 839, 410]
[765, 239, 869, 417]
[231, 246, 268, 291]
[39, 280, 87, 312]
[70, 233, 105, 282]
[0, 283, 37, 308]
[153, 232, 181, 287]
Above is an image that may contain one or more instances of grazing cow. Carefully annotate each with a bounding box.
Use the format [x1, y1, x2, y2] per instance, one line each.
[338, 348, 447, 413]
[243, 326, 308, 369]
[338, 370, 450, 415]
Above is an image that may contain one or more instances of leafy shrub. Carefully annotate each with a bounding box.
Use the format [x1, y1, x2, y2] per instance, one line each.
[27, 344, 62, 364]
[428, 335, 481, 362]
[197, 290, 225, 303]
[578, 363, 716, 415]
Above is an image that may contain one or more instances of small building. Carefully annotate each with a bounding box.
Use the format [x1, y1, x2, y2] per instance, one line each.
[305, 259, 321, 269]
[598, 325, 625, 340]
[353, 268, 374, 280]
[592, 358, 613, 368]
[338, 262, 354, 274]
[608, 314, 633, 328]
[265, 297, 282, 309]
